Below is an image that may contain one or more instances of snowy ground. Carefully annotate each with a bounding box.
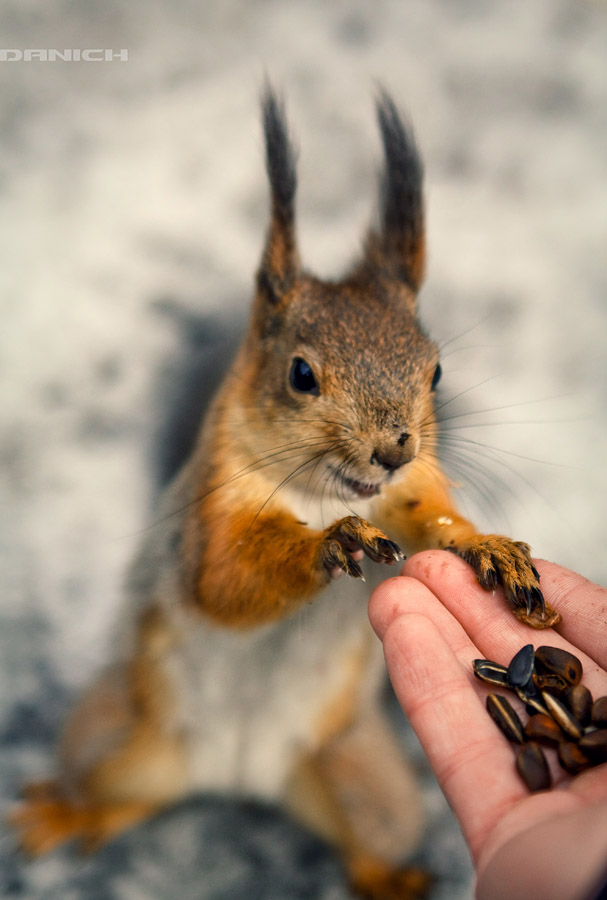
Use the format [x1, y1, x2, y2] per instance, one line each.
[1, 1, 605, 898]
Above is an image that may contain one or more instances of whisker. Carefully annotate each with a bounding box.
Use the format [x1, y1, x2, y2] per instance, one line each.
[246, 439, 351, 528]
[442, 433, 577, 470]
[437, 449, 517, 531]
[222, 408, 354, 434]
[140, 437, 351, 533]
[424, 375, 502, 425]
[304, 437, 356, 515]
[440, 434, 566, 524]
[441, 417, 586, 430]
[334, 449, 361, 517]
[435, 393, 575, 427]
[436, 315, 491, 353]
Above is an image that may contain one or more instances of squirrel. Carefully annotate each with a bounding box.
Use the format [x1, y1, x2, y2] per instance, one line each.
[10, 87, 562, 900]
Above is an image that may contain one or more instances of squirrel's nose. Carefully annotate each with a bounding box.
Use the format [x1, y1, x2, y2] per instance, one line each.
[371, 434, 411, 472]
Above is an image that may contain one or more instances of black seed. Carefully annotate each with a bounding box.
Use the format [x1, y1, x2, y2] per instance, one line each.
[515, 683, 548, 717]
[542, 691, 583, 740]
[535, 646, 582, 686]
[473, 659, 509, 688]
[558, 741, 592, 775]
[524, 713, 566, 746]
[578, 729, 607, 763]
[562, 684, 593, 726]
[591, 697, 607, 727]
[507, 644, 535, 689]
[486, 693, 525, 744]
[516, 742, 551, 792]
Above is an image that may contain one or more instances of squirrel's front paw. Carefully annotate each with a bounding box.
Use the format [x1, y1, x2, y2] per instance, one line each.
[321, 516, 404, 581]
[446, 535, 562, 629]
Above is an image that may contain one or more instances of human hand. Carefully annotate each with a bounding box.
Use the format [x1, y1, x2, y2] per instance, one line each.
[369, 552, 607, 900]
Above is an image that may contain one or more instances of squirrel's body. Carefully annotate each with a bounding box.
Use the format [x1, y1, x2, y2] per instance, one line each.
[12, 89, 562, 900]
[119, 469, 383, 803]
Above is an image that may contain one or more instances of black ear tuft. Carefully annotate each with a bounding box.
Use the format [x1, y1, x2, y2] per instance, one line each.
[258, 84, 299, 304]
[370, 89, 426, 293]
[262, 85, 298, 228]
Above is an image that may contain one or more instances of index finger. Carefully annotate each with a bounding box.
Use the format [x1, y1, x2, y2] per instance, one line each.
[534, 560, 607, 669]
[402, 551, 607, 698]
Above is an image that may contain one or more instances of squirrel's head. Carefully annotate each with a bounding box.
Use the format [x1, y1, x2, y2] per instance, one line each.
[232, 87, 440, 504]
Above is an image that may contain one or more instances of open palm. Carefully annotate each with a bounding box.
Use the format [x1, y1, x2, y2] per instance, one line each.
[369, 552, 607, 900]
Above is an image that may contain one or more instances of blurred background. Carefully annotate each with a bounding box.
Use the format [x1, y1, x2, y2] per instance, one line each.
[1, 1, 605, 898]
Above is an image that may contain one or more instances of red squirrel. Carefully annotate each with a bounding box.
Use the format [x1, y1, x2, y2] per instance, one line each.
[11, 87, 561, 900]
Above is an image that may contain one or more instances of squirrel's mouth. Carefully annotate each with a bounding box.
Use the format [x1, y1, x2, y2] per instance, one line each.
[340, 474, 381, 499]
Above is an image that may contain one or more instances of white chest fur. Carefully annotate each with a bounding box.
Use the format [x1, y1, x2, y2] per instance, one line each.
[162, 568, 385, 800]
[278, 483, 374, 531]
[131, 477, 389, 801]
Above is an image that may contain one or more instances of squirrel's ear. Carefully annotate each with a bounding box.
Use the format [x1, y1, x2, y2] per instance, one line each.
[362, 90, 426, 294]
[257, 86, 299, 305]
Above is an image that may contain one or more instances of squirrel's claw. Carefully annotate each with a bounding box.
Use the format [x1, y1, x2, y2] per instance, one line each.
[446, 536, 561, 629]
[321, 516, 405, 581]
[512, 599, 561, 630]
[324, 539, 365, 581]
[364, 537, 405, 566]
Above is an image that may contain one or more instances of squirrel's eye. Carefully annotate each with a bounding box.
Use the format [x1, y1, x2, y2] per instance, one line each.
[290, 357, 319, 395]
[431, 363, 442, 391]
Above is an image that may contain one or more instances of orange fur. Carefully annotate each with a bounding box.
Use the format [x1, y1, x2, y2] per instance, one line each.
[191, 497, 328, 627]
[286, 712, 429, 899]
[378, 456, 561, 627]
[9, 796, 160, 856]
[347, 854, 432, 900]
[12, 606, 188, 853]
[378, 454, 477, 551]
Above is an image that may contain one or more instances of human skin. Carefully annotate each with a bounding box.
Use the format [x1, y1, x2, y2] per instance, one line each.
[368, 552, 607, 900]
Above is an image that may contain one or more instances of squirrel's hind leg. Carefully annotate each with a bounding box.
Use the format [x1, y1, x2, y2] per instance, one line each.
[284, 709, 431, 900]
[11, 611, 190, 856]
[11, 705, 188, 855]
[9, 792, 161, 856]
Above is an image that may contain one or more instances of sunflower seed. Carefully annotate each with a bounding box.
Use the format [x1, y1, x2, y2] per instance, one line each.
[515, 682, 548, 717]
[486, 694, 525, 744]
[473, 659, 509, 688]
[562, 684, 593, 726]
[507, 644, 535, 689]
[476, 644, 604, 794]
[557, 741, 592, 775]
[578, 729, 607, 763]
[524, 713, 566, 745]
[516, 742, 551, 792]
[542, 691, 583, 740]
[591, 696, 607, 727]
[535, 646, 582, 686]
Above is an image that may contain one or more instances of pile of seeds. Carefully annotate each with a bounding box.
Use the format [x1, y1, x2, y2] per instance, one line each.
[473, 645, 607, 791]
